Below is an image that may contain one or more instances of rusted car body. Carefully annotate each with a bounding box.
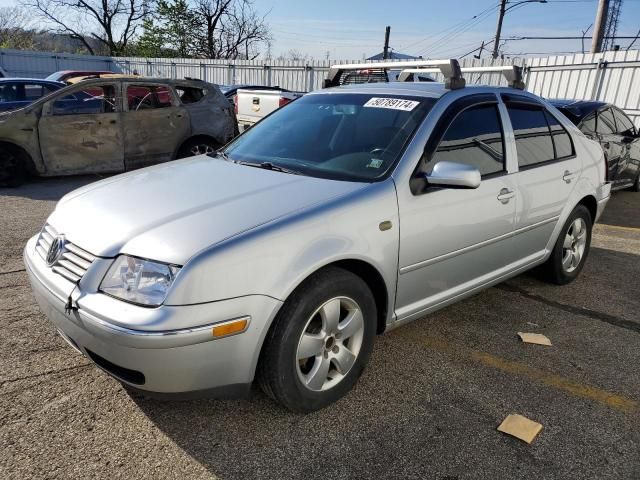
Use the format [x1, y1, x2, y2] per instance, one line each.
[0, 77, 238, 186]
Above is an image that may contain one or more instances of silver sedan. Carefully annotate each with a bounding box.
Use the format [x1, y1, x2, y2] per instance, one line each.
[25, 81, 610, 411]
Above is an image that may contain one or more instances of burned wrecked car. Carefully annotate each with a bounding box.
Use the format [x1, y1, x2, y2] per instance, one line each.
[0, 77, 238, 186]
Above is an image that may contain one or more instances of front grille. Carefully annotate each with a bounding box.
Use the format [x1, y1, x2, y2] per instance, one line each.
[36, 224, 96, 283]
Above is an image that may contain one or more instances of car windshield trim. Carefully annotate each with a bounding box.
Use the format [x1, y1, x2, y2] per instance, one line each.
[222, 93, 436, 183]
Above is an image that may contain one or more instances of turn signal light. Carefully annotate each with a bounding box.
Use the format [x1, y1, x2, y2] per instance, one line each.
[212, 317, 249, 338]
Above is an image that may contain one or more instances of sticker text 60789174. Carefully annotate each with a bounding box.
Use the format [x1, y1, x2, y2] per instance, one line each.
[363, 97, 420, 112]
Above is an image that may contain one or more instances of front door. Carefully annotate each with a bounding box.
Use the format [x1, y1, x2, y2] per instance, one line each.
[121, 82, 190, 170]
[395, 95, 518, 320]
[38, 83, 124, 174]
[596, 107, 626, 186]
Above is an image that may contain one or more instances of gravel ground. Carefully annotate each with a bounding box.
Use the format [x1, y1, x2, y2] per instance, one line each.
[1, 177, 639, 480]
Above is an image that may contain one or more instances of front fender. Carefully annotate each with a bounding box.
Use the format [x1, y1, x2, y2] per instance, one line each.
[164, 180, 400, 320]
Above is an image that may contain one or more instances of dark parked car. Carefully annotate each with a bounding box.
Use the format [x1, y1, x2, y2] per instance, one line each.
[0, 79, 64, 112]
[551, 99, 640, 191]
[45, 70, 113, 84]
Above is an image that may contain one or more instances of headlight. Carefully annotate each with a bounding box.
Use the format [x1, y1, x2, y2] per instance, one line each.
[99, 255, 181, 306]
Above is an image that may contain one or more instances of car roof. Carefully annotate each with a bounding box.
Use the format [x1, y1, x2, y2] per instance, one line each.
[548, 99, 607, 120]
[0, 78, 64, 85]
[309, 81, 533, 99]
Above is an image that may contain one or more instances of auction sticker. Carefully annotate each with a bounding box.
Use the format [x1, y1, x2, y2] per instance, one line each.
[363, 97, 419, 111]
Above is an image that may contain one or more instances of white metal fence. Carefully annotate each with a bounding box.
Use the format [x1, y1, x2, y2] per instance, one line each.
[1, 48, 639, 126]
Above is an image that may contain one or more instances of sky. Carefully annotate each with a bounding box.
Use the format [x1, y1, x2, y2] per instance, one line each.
[2, 0, 640, 59]
[254, 0, 640, 59]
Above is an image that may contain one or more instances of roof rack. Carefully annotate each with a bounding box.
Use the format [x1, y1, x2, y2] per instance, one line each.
[324, 59, 465, 90]
[397, 65, 525, 90]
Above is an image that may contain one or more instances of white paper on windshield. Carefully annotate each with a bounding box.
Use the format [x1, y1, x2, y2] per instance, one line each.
[363, 97, 420, 111]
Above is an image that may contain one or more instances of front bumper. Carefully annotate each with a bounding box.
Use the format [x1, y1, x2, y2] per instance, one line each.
[24, 235, 282, 396]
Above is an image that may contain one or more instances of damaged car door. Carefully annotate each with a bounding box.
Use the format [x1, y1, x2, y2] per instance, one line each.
[121, 82, 190, 169]
[38, 83, 124, 174]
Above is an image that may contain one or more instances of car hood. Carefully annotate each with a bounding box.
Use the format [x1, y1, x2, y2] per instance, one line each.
[48, 156, 366, 264]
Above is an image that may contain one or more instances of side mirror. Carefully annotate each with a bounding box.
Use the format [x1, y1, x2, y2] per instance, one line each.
[425, 161, 481, 189]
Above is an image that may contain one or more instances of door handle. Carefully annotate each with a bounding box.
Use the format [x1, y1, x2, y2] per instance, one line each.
[497, 188, 515, 204]
[109, 119, 117, 124]
[563, 170, 577, 183]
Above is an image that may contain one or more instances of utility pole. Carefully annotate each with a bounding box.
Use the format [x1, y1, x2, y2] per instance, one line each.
[474, 41, 486, 59]
[383, 26, 391, 60]
[492, 0, 507, 59]
[591, 0, 609, 53]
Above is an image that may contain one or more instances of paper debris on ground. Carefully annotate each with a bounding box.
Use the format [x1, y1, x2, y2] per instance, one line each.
[497, 414, 543, 444]
[518, 332, 552, 346]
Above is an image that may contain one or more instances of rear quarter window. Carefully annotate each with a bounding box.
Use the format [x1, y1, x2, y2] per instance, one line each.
[176, 86, 205, 104]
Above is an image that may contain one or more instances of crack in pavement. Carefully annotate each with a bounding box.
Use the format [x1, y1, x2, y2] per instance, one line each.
[0, 268, 25, 276]
[0, 364, 91, 387]
[498, 283, 640, 334]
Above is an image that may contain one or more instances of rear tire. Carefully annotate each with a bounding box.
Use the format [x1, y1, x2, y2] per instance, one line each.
[177, 137, 219, 158]
[0, 145, 27, 187]
[258, 267, 376, 412]
[539, 205, 592, 285]
[630, 173, 640, 192]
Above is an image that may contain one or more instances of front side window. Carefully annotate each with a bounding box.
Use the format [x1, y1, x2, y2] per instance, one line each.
[223, 93, 435, 182]
[597, 108, 616, 135]
[52, 85, 117, 115]
[506, 105, 555, 168]
[612, 107, 636, 136]
[127, 85, 173, 111]
[427, 104, 505, 176]
[581, 113, 597, 134]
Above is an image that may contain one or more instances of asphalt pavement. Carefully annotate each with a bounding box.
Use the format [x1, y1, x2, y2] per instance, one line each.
[1, 177, 639, 480]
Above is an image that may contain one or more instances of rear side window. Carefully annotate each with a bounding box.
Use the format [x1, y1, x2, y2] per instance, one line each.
[597, 108, 616, 135]
[428, 104, 505, 176]
[544, 111, 574, 159]
[127, 85, 173, 111]
[506, 105, 555, 167]
[612, 107, 635, 136]
[176, 86, 205, 104]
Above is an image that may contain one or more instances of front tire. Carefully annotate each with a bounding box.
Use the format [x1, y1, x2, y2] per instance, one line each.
[539, 205, 592, 285]
[0, 146, 27, 187]
[258, 267, 376, 412]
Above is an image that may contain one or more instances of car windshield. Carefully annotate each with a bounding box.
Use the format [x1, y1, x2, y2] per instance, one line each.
[223, 93, 435, 182]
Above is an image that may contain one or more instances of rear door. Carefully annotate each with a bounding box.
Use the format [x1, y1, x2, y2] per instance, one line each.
[121, 82, 190, 170]
[503, 95, 580, 259]
[38, 83, 124, 174]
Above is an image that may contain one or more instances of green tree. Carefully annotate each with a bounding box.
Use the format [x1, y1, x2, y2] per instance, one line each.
[137, 0, 202, 58]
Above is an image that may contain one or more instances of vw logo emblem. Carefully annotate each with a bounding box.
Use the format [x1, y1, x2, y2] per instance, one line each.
[46, 235, 66, 267]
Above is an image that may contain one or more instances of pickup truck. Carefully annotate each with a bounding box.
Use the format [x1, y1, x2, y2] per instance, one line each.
[235, 88, 303, 131]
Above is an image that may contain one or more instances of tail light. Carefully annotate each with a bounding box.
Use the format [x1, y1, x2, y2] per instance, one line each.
[234, 95, 238, 114]
[279, 96, 292, 108]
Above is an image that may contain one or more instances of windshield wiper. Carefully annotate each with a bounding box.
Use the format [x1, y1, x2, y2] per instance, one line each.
[236, 161, 303, 175]
[209, 150, 231, 162]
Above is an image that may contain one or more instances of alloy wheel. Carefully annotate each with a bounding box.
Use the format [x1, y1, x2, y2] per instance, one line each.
[189, 144, 216, 156]
[562, 217, 587, 273]
[295, 296, 365, 392]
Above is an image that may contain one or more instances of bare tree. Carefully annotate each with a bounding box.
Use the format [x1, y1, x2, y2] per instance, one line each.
[193, 0, 270, 59]
[0, 6, 35, 49]
[26, 0, 148, 55]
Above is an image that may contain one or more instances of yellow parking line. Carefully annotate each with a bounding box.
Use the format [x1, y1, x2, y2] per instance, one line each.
[414, 335, 638, 414]
[597, 224, 640, 233]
